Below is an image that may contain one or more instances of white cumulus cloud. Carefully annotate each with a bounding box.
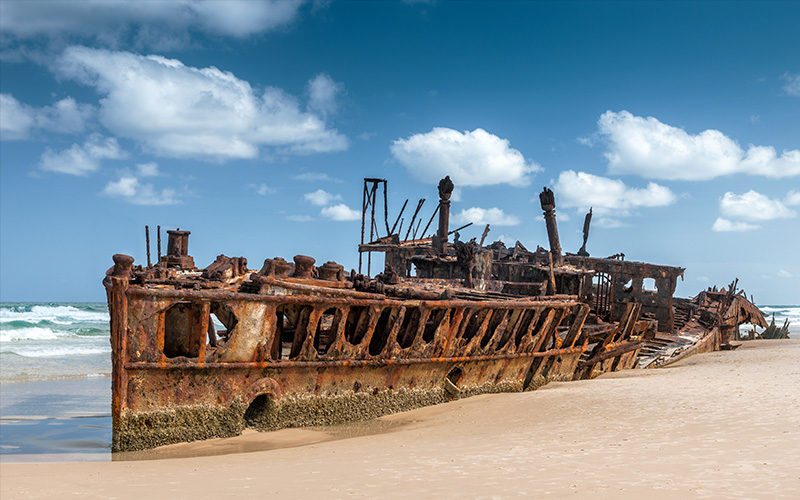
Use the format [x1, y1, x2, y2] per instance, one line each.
[39, 133, 127, 175]
[304, 189, 342, 206]
[102, 175, 180, 205]
[0, 1, 304, 49]
[321, 203, 360, 221]
[0, 93, 34, 140]
[552, 170, 677, 217]
[719, 190, 796, 222]
[307, 73, 343, 117]
[712, 190, 797, 232]
[54, 46, 347, 160]
[0, 93, 93, 140]
[136, 162, 161, 177]
[712, 218, 759, 232]
[595, 110, 800, 180]
[390, 127, 541, 187]
[453, 207, 520, 227]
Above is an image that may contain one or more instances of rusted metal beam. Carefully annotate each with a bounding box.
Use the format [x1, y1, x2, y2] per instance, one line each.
[579, 340, 642, 367]
[404, 199, 425, 241]
[390, 199, 408, 235]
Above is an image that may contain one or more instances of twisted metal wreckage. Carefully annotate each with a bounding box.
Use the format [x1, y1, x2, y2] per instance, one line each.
[104, 176, 767, 451]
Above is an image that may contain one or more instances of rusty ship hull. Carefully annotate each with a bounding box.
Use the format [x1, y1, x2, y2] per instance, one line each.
[106, 266, 589, 451]
[105, 176, 767, 451]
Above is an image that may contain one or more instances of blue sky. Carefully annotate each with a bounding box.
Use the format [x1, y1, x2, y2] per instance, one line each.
[1, 0, 798, 304]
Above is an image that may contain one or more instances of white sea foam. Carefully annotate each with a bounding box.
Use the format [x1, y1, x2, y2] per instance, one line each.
[0, 327, 63, 341]
[2, 345, 111, 358]
[740, 305, 800, 337]
[0, 305, 108, 324]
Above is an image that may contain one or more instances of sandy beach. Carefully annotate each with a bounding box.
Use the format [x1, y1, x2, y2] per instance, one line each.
[2, 339, 798, 499]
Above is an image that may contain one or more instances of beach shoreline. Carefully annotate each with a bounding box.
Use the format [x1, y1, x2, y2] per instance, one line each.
[2, 339, 798, 499]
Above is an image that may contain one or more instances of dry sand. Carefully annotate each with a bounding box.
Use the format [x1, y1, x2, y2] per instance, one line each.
[2, 339, 799, 499]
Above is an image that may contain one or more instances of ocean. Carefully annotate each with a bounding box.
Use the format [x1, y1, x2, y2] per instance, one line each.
[0, 303, 111, 384]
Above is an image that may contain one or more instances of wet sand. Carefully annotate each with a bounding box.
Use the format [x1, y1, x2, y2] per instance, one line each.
[2, 339, 799, 499]
[0, 377, 111, 461]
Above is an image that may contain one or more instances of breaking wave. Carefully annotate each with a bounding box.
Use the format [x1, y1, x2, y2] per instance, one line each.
[1, 345, 111, 358]
[0, 304, 108, 324]
[1, 303, 111, 383]
[0, 326, 63, 342]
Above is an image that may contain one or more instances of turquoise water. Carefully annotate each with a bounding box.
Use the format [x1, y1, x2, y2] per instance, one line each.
[0, 303, 111, 384]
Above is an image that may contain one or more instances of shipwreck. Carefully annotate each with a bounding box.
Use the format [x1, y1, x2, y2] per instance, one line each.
[104, 176, 766, 451]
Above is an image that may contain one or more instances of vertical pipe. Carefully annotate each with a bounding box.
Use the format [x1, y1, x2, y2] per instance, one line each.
[145, 225, 151, 268]
[359, 182, 368, 274]
[383, 180, 391, 235]
[368, 183, 378, 276]
[157, 225, 162, 264]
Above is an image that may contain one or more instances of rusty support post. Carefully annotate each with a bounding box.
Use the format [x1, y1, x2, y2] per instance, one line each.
[539, 187, 563, 267]
[360, 179, 385, 274]
[436, 176, 454, 257]
[157, 225, 161, 264]
[109, 273, 129, 449]
[368, 181, 379, 275]
[145, 225, 151, 268]
[359, 181, 368, 273]
[383, 181, 391, 235]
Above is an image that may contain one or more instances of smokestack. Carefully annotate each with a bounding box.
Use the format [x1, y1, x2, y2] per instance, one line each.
[436, 176, 454, 257]
[539, 187, 563, 266]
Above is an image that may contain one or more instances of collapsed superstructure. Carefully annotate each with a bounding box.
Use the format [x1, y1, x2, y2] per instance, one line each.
[105, 176, 765, 451]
